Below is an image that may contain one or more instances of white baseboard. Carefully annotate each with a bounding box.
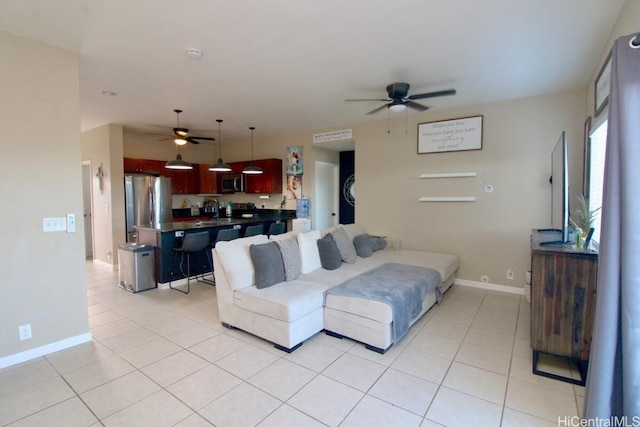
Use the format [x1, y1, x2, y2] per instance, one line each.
[92, 258, 118, 270]
[454, 278, 525, 295]
[0, 332, 93, 370]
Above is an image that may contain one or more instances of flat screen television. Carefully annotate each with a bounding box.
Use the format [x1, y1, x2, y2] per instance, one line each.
[550, 131, 570, 243]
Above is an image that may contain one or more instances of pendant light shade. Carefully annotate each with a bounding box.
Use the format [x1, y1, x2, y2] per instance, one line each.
[165, 153, 193, 170]
[209, 119, 232, 172]
[165, 143, 192, 170]
[243, 126, 263, 175]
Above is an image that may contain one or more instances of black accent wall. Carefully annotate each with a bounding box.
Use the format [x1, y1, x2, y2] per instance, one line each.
[339, 150, 355, 224]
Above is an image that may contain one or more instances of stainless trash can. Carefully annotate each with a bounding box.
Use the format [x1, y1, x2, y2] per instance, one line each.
[118, 243, 156, 293]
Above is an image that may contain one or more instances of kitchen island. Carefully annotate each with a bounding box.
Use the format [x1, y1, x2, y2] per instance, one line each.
[137, 214, 292, 284]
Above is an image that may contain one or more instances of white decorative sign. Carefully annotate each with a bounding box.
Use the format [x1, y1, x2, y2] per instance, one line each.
[313, 129, 352, 143]
[418, 116, 483, 154]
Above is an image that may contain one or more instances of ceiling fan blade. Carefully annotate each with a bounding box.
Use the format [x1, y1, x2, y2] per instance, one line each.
[405, 101, 429, 112]
[188, 136, 216, 142]
[185, 137, 200, 145]
[366, 104, 391, 115]
[345, 98, 390, 102]
[407, 89, 457, 100]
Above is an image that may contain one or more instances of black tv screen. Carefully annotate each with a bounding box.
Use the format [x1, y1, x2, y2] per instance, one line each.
[551, 131, 569, 243]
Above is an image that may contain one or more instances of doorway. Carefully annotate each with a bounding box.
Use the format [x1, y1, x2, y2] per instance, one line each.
[82, 161, 94, 259]
[314, 161, 339, 230]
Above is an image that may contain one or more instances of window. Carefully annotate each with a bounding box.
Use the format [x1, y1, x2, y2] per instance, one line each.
[587, 120, 607, 244]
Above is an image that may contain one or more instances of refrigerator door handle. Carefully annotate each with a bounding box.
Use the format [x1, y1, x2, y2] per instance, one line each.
[148, 182, 155, 226]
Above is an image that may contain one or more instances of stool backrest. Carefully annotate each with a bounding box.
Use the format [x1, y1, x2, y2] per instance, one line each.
[181, 231, 210, 252]
[244, 224, 264, 237]
[216, 228, 240, 244]
[267, 221, 285, 236]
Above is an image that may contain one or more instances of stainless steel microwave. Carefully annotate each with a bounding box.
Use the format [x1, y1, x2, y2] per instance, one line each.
[221, 174, 244, 193]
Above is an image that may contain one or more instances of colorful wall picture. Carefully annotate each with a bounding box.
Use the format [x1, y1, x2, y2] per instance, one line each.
[285, 174, 303, 200]
[286, 146, 303, 175]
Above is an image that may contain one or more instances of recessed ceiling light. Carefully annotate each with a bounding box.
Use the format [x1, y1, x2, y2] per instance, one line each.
[185, 48, 203, 60]
[101, 91, 118, 96]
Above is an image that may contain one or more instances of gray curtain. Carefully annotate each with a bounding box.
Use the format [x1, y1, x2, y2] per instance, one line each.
[583, 33, 640, 418]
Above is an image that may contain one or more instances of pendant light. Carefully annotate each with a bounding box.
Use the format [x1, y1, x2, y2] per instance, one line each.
[165, 144, 192, 170]
[209, 119, 232, 172]
[243, 126, 263, 174]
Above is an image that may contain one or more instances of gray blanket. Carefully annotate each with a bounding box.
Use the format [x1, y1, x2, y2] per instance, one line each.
[325, 263, 442, 344]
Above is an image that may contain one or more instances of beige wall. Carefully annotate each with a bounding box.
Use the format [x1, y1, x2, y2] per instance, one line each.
[0, 32, 89, 362]
[352, 90, 585, 288]
[81, 124, 125, 265]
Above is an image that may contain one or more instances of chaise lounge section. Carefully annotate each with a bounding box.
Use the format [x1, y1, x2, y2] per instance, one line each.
[212, 224, 459, 353]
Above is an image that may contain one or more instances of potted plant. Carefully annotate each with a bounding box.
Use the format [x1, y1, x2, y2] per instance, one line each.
[573, 194, 600, 248]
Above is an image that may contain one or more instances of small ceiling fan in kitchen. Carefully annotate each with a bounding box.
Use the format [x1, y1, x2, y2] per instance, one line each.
[345, 82, 456, 115]
[152, 109, 217, 145]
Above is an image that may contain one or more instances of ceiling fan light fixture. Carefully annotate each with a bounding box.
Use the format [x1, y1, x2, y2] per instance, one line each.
[243, 126, 263, 175]
[174, 137, 188, 145]
[389, 103, 406, 113]
[165, 153, 193, 170]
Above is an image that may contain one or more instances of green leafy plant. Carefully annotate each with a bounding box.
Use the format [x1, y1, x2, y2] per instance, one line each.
[573, 194, 600, 232]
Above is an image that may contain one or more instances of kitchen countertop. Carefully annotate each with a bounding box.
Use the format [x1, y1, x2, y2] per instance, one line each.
[136, 216, 287, 233]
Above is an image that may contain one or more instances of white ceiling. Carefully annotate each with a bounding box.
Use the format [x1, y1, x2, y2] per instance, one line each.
[0, 0, 623, 144]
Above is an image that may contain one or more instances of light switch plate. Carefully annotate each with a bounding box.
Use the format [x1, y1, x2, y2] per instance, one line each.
[43, 217, 66, 232]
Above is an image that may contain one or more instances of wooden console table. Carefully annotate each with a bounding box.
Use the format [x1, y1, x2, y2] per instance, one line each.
[530, 230, 598, 385]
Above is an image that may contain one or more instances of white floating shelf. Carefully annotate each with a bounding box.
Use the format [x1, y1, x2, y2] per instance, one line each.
[419, 172, 477, 179]
[419, 196, 477, 202]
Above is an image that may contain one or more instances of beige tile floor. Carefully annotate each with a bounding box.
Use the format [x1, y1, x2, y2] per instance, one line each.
[0, 261, 585, 426]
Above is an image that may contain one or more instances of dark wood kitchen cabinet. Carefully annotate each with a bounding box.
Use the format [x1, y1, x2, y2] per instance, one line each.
[529, 230, 598, 385]
[198, 164, 220, 194]
[123, 157, 163, 174]
[244, 159, 283, 194]
[164, 164, 200, 194]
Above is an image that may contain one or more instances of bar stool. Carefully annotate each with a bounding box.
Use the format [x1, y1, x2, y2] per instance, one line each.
[244, 224, 263, 237]
[210, 228, 240, 286]
[215, 228, 240, 244]
[170, 231, 212, 294]
[267, 221, 285, 236]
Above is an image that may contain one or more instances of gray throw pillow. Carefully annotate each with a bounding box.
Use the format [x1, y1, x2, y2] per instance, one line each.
[332, 226, 357, 264]
[353, 234, 374, 257]
[250, 242, 285, 289]
[276, 237, 302, 281]
[317, 233, 342, 270]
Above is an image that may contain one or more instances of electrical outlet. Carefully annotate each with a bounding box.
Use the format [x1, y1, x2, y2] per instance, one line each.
[507, 268, 514, 280]
[19, 324, 32, 341]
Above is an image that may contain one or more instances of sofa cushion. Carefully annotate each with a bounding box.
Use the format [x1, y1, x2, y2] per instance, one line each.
[342, 224, 365, 242]
[275, 237, 302, 281]
[317, 233, 342, 270]
[353, 234, 375, 257]
[269, 230, 298, 242]
[298, 230, 322, 274]
[234, 280, 330, 322]
[215, 234, 270, 290]
[332, 226, 357, 264]
[250, 242, 285, 289]
[373, 249, 460, 282]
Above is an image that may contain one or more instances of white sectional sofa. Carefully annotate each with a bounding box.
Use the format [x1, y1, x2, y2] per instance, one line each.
[212, 224, 459, 353]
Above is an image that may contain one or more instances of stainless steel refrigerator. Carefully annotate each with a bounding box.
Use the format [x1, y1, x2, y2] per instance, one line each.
[125, 175, 172, 242]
